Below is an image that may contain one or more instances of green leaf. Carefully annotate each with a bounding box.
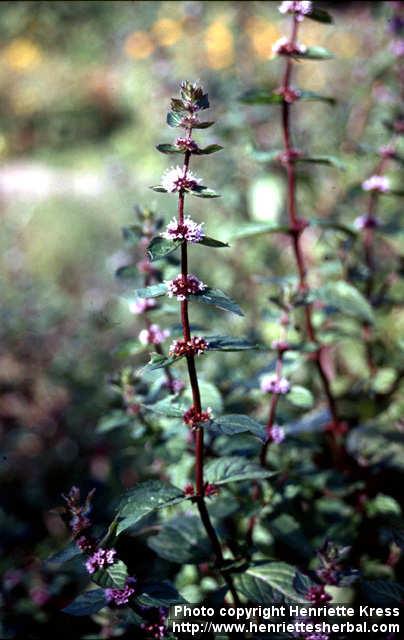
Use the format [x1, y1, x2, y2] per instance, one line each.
[136, 581, 187, 607]
[199, 236, 229, 248]
[195, 144, 223, 155]
[205, 456, 276, 485]
[142, 396, 187, 417]
[311, 218, 357, 237]
[93, 560, 128, 589]
[195, 287, 244, 316]
[156, 143, 183, 154]
[115, 265, 139, 280]
[188, 186, 220, 198]
[248, 149, 283, 163]
[117, 480, 185, 535]
[287, 408, 331, 434]
[134, 283, 167, 299]
[97, 411, 132, 433]
[306, 8, 333, 24]
[192, 121, 215, 129]
[297, 155, 345, 169]
[143, 352, 177, 371]
[240, 89, 283, 105]
[166, 111, 183, 128]
[231, 222, 289, 239]
[299, 90, 335, 104]
[63, 589, 107, 616]
[148, 516, 212, 564]
[361, 580, 404, 606]
[46, 543, 82, 567]
[208, 415, 266, 441]
[150, 185, 168, 193]
[313, 281, 374, 323]
[366, 494, 402, 518]
[147, 237, 181, 261]
[298, 46, 334, 60]
[235, 562, 312, 604]
[206, 335, 260, 351]
[288, 385, 314, 409]
[270, 514, 313, 558]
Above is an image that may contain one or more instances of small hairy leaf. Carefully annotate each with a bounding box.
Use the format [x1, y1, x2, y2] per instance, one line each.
[204, 456, 275, 485]
[147, 237, 181, 261]
[93, 560, 128, 589]
[134, 283, 168, 298]
[208, 414, 266, 441]
[117, 480, 185, 535]
[63, 589, 107, 616]
[195, 287, 244, 316]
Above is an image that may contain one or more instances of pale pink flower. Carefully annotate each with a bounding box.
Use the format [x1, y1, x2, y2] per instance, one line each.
[361, 175, 390, 193]
[85, 548, 117, 575]
[138, 324, 170, 346]
[260, 374, 291, 395]
[272, 36, 307, 55]
[128, 298, 156, 314]
[266, 424, 286, 443]
[165, 274, 206, 301]
[105, 578, 136, 606]
[162, 216, 204, 243]
[279, 1, 313, 20]
[161, 166, 202, 192]
[354, 214, 381, 230]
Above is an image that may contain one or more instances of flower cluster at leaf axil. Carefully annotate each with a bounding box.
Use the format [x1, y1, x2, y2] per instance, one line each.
[162, 215, 204, 243]
[105, 578, 137, 606]
[272, 36, 307, 56]
[183, 405, 213, 427]
[169, 336, 209, 357]
[161, 166, 201, 193]
[165, 274, 206, 300]
[85, 548, 117, 574]
[361, 174, 390, 192]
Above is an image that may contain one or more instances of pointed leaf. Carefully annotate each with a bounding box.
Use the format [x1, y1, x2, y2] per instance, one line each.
[141, 396, 187, 417]
[248, 149, 283, 163]
[192, 121, 215, 129]
[136, 581, 187, 607]
[205, 456, 275, 485]
[93, 560, 128, 589]
[147, 237, 181, 261]
[62, 589, 107, 616]
[188, 186, 220, 198]
[297, 46, 334, 60]
[117, 480, 185, 535]
[134, 283, 167, 299]
[195, 287, 244, 316]
[115, 265, 139, 280]
[195, 144, 223, 155]
[240, 89, 283, 105]
[306, 8, 333, 23]
[299, 89, 335, 104]
[199, 236, 229, 248]
[232, 222, 289, 239]
[235, 562, 312, 604]
[288, 385, 314, 409]
[143, 352, 177, 371]
[313, 281, 374, 323]
[147, 516, 212, 564]
[156, 143, 183, 154]
[150, 185, 168, 193]
[166, 111, 183, 128]
[206, 335, 260, 351]
[297, 155, 345, 169]
[208, 415, 266, 441]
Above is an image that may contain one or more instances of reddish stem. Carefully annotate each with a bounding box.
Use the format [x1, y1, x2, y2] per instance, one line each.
[176, 136, 240, 605]
[280, 15, 340, 431]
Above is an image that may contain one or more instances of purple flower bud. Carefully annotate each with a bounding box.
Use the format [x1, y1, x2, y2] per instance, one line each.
[85, 548, 117, 575]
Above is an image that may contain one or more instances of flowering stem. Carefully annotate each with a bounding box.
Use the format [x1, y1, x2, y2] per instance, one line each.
[177, 141, 240, 606]
[280, 14, 340, 432]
